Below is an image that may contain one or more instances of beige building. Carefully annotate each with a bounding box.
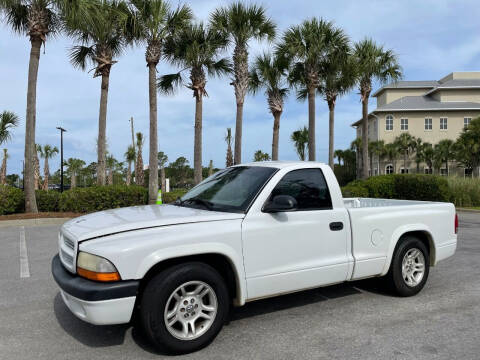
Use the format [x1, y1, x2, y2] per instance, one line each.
[352, 71, 480, 176]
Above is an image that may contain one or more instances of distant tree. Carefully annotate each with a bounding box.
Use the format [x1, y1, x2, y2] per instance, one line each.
[334, 149, 344, 165]
[6, 173, 19, 187]
[352, 39, 402, 178]
[105, 154, 116, 185]
[435, 139, 455, 175]
[422, 143, 434, 173]
[0, 110, 19, 145]
[384, 142, 399, 174]
[135, 132, 144, 185]
[168, 156, 190, 187]
[291, 126, 309, 161]
[455, 117, 480, 176]
[34, 144, 41, 189]
[225, 128, 234, 167]
[64, 158, 85, 188]
[208, 159, 213, 177]
[158, 151, 168, 192]
[39, 144, 58, 190]
[253, 150, 270, 162]
[124, 145, 136, 185]
[0, 149, 8, 185]
[369, 140, 385, 175]
[411, 137, 424, 173]
[394, 133, 415, 172]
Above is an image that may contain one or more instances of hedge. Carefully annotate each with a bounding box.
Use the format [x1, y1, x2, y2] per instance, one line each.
[162, 189, 187, 204]
[0, 185, 24, 215]
[341, 174, 451, 202]
[36, 190, 61, 212]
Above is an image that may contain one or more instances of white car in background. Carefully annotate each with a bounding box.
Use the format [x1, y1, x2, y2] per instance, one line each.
[52, 161, 457, 354]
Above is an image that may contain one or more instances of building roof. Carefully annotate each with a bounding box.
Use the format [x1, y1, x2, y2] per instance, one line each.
[350, 96, 480, 127]
[424, 79, 480, 95]
[371, 81, 439, 97]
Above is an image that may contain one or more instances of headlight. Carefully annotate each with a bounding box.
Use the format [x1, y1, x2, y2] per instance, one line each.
[76, 252, 121, 282]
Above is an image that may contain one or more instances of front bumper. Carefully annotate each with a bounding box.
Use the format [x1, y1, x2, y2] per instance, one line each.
[51, 254, 139, 325]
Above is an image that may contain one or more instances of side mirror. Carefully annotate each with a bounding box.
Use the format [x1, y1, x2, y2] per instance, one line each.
[263, 195, 297, 213]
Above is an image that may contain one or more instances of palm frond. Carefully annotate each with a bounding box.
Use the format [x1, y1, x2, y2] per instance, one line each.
[69, 45, 95, 70]
[206, 57, 231, 78]
[0, 110, 19, 145]
[157, 72, 184, 95]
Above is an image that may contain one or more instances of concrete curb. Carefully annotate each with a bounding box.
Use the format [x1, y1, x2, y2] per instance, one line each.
[0, 218, 71, 228]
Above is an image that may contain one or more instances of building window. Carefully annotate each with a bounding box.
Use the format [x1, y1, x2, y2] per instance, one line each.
[385, 164, 394, 174]
[400, 118, 408, 131]
[424, 118, 432, 130]
[424, 168, 433, 174]
[440, 168, 448, 176]
[440, 117, 448, 130]
[400, 168, 409, 174]
[464, 117, 472, 129]
[385, 115, 393, 131]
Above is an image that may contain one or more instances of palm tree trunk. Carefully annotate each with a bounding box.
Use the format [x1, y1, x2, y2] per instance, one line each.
[126, 162, 131, 185]
[271, 112, 281, 161]
[34, 154, 40, 190]
[71, 173, 77, 188]
[160, 166, 166, 193]
[328, 100, 335, 168]
[234, 102, 243, 165]
[194, 95, 203, 185]
[148, 63, 159, 204]
[43, 157, 49, 191]
[308, 87, 316, 161]
[97, 73, 109, 185]
[361, 95, 369, 179]
[0, 152, 6, 185]
[404, 152, 407, 172]
[25, 38, 42, 212]
[370, 153, 373, 176]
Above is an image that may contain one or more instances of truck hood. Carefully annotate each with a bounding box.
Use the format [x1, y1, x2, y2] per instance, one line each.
[61, 204, 244, 242]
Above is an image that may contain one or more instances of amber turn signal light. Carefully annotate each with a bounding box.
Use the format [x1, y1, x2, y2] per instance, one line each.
[77, 267, 121, 282]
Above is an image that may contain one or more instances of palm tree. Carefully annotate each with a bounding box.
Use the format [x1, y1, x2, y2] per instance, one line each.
[319, 51, 355, 168]
[105, 154, 116, 185]
[0, 1, 61, 211]
[455, 117, 480, 176]
[253, 150, 270, 162]
[435, 139, 455, 176]
[394, 133, 415, 173]
[66, 0, 130, 185]
[249, 52, 289, 160]
[135, 132, 144, 185]
[352, 39, 402, 178]
[157, 151, 168, 193]
[34, 144, 41, 189]
[278, 18, 348, 161]
[369, 140, 385, 175]
[225, 128, 233, 167]
[412, 137, 424, 173]
[39, 144, 58, 190]
[129, 0, 191, 203]
[384, 142, 399, 174]
[124, 145, 135, 185]
[350, 137, 362, 176]
[0, 149, 8, 185]
[422, 143, 434, 174]
[158, 23, 230, 184]
[334, 149, 344, 165]
[64, 158, 85, 188]
[211, 2, 275, 165]
[291, 126, 309, 161]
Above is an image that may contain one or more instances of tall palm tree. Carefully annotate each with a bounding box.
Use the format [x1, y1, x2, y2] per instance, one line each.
[66, 0, 130, 185]
[211, 2, 275, 165]
[353, 39, 402, 179]
[39, 144, 58, 190]
[0, 1, 60, 211]
[225, 128, 233, 167]
[249, 52, 288, 160]
[0, 149, 8, 185]
[319, 51, 355, 168]
[394, 133, 415, 173]
[291, 126, 309, 161]
[64, 157, 85, 188]
[157, 151, 168, 193]
[435, 139, 455, 176]
[34, 143, 41, 189]
[129, 0, 191, 203]
[158, 23, 230, 184]
[124, 145, 135, 185]
[278, 18, 348, 161]
[135, 132, 144, 185]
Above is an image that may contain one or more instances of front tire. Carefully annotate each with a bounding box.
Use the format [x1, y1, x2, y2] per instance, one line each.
[386, 236, 430, 297]
[139, 262, 229, 354]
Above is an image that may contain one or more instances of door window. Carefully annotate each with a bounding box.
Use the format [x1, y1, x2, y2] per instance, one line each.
[269, 169, 332, 210]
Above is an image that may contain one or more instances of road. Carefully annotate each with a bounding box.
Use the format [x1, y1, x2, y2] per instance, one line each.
[0, 212, 479, 360]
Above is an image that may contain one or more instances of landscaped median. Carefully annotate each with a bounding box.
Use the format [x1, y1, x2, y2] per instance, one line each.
[0, 185, 187, 216]
[342, 174, 480, 208]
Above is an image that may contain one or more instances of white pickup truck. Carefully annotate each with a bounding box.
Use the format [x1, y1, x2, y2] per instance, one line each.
[52, 161, 457, 354]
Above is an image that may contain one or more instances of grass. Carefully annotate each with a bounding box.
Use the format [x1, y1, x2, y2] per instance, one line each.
[447, 177, 480, 207]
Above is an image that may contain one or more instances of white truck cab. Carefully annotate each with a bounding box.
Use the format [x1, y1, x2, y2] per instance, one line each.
[52, 161, 457, 354]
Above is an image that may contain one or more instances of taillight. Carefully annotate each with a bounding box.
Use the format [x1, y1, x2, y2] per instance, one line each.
[455, 213, 458, 234]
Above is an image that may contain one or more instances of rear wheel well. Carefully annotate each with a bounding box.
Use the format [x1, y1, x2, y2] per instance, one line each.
[136, 254, 238, 306]
[396, 231, 435, 266]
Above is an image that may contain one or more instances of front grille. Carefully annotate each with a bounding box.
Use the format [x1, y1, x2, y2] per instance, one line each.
[58, 231, 77, 273]
[60, 248, 74, 266]
[64, 235, 74, 250]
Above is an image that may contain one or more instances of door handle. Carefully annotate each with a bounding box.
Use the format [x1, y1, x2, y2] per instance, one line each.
[329, 222, 344, 231]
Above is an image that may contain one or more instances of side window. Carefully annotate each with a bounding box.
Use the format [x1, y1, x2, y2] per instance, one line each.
[269, 168, 332, 210]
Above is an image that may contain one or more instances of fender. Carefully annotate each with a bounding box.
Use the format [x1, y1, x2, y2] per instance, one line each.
[136, 242, 248, 305]
[380, 223, 435, 276]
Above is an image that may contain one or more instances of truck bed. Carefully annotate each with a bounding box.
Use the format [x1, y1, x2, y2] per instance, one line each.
[344, 197, 436, 208]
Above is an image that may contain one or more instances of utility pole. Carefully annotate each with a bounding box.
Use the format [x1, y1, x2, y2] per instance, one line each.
[56, 127, 67, 192]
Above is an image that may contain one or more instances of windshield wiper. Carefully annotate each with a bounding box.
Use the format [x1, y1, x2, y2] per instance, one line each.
[175, 197, 214, 210]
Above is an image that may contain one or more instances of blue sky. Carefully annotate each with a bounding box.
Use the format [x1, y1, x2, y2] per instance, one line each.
[1, 0, 480, 175]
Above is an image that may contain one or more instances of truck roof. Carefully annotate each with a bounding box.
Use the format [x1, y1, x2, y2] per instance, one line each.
[235, 161, 326, 169]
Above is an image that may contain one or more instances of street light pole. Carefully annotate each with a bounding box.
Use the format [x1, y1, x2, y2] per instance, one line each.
[56, 127, 67, 192]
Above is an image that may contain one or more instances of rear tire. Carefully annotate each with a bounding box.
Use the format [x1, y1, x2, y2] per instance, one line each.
[139, 262, 229, 354]
[386, 236, 430, 297]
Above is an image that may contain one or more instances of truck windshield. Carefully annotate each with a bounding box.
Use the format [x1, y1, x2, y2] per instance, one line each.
[174, 166, 277, 213]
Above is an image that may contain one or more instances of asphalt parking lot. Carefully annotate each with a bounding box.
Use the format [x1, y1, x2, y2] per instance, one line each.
[0, 212, 479, 360]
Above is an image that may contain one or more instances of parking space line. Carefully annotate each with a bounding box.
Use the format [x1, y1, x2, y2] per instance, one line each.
[19, 226, 30, 278]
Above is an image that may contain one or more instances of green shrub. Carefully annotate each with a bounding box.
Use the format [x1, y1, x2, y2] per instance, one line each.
[162, 189, 188, 204]
[36, 190, 60, 212]
[59, 185, 148, 213]
[0, 185, 24, 215]
[447, 177, 480, 207]
[364, 175, 396, 198]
